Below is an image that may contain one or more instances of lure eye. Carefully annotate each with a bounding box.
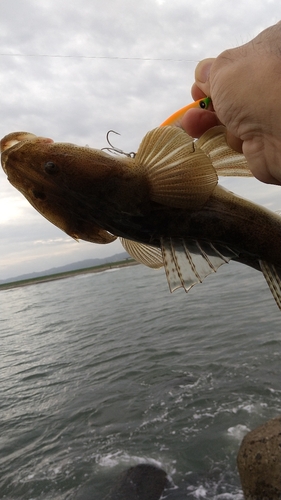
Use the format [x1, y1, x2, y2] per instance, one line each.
[199, 100, 206, 109]
[44, 161, 59, 175]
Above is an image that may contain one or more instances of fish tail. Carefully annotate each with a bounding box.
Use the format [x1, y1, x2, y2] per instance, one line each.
[259, 260, 281, 309]
[161, 238, 237, 293]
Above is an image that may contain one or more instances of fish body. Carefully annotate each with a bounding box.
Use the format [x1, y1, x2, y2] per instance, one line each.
[2, 125, 281, 308]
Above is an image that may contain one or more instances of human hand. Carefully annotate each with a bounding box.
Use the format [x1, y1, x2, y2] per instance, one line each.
[181, 22, 281, 185]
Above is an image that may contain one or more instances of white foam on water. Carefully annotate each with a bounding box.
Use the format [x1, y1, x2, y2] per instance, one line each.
[215, 494, 244, 499]
[193, 412, 215, 420]
[96, 450, 172, 470]
[139, 407, 169, 428]
[227, 424, 250, 441]
[235, 402, 262, 415]
[187, 484, 207, 498]
[95, 450, 177, 480]
[187, 483, 244, 500]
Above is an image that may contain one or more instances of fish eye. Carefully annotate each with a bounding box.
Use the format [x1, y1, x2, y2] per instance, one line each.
[199, 100, 206, 109]
[44, 161, 59, 175]
[32, 190, 46, 200]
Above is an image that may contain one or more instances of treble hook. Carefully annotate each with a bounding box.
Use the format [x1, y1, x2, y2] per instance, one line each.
[102, 130, 136, 158]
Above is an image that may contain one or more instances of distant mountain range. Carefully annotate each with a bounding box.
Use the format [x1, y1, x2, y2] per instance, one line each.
[0, 251, 130, 285]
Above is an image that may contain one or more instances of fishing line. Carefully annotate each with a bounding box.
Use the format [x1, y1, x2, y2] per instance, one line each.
[0, 53, 199, 62]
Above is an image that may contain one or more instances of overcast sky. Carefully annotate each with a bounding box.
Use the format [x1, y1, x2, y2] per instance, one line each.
[0, 0, 280, 279]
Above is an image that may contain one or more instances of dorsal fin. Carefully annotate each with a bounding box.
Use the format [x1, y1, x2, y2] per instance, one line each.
[196, 126, 253, 177]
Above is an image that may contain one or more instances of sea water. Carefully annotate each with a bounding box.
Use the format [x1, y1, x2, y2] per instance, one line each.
[1, 262, 281, 499]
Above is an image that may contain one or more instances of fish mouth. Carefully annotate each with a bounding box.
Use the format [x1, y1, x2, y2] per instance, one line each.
[1, 131, 54, 174]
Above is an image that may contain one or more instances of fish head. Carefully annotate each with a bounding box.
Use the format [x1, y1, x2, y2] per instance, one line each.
[1, 132, 119, 243]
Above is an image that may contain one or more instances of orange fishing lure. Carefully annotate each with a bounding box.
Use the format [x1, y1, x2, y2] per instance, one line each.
[160, 96, 211, 127]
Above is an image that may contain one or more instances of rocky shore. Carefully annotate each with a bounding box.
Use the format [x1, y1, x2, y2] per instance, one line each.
[237, 415, 281, 499]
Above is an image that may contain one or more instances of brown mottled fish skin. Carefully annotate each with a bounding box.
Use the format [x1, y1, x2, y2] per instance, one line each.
[1, 130, 281, 268]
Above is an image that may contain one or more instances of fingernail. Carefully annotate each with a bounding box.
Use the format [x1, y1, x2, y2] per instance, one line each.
[195, 60, 213, 83]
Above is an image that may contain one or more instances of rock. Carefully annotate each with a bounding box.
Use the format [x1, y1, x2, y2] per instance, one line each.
[106, 463, 170, 500]
[237, 415, 281, 499]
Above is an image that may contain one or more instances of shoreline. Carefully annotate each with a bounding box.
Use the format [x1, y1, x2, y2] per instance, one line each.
[0, 259, 139, 291]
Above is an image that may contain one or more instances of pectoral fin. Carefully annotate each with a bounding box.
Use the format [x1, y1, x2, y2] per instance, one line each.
[119, 238, 163, 268]
[196, 126, 253, 177]
[160, 237, 238, 292]
[136, 126, 218, 210]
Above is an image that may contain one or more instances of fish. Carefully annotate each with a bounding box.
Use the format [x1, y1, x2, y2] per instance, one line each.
[2, 113, 281, 309]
